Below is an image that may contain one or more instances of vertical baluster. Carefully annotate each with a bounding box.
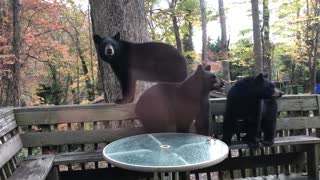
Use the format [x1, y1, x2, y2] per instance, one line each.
[260, 147, 268, 176]
[206, 172, 211, 180]
[67, 123, 72, 171]
[80, 122, 85, 170]
[0, 168, 7, 180]
[3, 164, 12, 178]
[249, 148, 257, 177]
[94, 121, 99, 169]
[195, 172, 199, 180]
[238, 149, 246, 178]
[27, 125, 32, 156]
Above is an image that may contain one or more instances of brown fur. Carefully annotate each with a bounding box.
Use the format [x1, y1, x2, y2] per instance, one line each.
[135, 65, 223, 135]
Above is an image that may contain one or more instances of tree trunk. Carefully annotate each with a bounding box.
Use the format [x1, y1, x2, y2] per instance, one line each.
[251, 0, 263, 75]
[63, 74, 71, 104]
[306, 0, 319, 94]
[147, 1, 156, 40]
[183, 21, 194, 52]
[262, 0, 272, 79]
[169, 0, 182, 53]
[183, 18, 194, 73]
[200, 0, 207, 62]
[88, 4, 95, 100]
[311, 0, 319, 94]
[0, 0, 10, 107]
[311, 32, 318, 94]
[89, 0, 150, 103]
[0, 0, 4, 106]
[11, 0, 20, 106]
[218, 0, 231, 93]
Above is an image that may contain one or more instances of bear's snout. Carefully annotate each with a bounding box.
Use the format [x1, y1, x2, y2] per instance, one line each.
[212, 78, 224, 90]
[105, 44, 114, 56]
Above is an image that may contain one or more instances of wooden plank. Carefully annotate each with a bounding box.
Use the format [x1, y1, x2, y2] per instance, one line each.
[277, 116, 320, 130]
[21, 127, 145, 147]
[0, 108, 13, 118]
[14, 103, 137, 125]
[211, 116, 320, 136]
[209, 95, 319, 116]
[193, 151, 304, 172]
[53, 150, 103, 165]
[0, 134, 22, 168]
[8, 155, 54, 180]
[209, 98, 226, 115]
[0, 120, 17, 138]
[59, 167, 153, 180]
[306, 144, 319, 179]
[277, 95, 318, 111]
[229, 135, 320, 150]
[0, 110, 15, 137]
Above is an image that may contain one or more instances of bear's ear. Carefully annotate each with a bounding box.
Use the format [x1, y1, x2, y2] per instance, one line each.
[204, 65, 211, 71]
[263, 73, 269, 78]
[114, 32, 121, 40]
[195, 64, 204, 74]
[254, 73, 264, 82]
[93, 34, 102, 44]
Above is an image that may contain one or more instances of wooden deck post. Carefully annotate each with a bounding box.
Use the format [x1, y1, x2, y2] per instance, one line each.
[45, 166, 60, 180]
[306, 144, 319, 180]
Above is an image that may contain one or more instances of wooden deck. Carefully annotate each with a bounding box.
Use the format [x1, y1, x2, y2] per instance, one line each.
[189, 173, 308, 180]
[234, 174, 307, 180]
[59, 171, 309, 180]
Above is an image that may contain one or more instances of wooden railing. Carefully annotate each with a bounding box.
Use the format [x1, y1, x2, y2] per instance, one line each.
[210, 94, 320, 178]
[0, 108, 21, 179]
[4, 94, 320, 179]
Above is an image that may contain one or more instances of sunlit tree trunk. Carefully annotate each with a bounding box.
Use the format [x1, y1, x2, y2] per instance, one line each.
[183, 22, 194, 53]
[262, 0, 272, 79]
[251, 0, 263, 75]
[146, 0, 156, 40]
[89, 0, 150, 103]
[306, 0, 319, 94]
[169, 0, 182, 53]
[200, 0, 207, 62]
[218, 0, 231, 93]
[183, 10, 194, 73]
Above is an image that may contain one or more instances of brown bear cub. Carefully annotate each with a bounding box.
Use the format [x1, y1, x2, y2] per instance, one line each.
[135, 65, 223, 135]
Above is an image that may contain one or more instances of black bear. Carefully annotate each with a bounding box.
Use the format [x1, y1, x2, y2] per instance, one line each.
[222, 73, 282, 148]
[135, 65, 223, 135]
[93, 32, 187, 104]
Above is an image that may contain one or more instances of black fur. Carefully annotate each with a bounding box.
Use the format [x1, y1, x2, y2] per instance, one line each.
[222, 73, 282, 148]
[93, 32, 187, 104]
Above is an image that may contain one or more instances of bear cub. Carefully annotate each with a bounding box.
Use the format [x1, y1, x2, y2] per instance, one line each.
[222, 73, 282, 148]
[135, 65, 223, 135]
[93, 32, 187, 104]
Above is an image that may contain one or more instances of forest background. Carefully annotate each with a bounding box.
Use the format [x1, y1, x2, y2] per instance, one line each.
[0, 0, 319, 107]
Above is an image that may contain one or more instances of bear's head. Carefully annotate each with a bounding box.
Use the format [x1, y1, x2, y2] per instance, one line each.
[194, 64, 224, 91]
[254, 73, 283, 99]
[93, 32, 121, 63]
